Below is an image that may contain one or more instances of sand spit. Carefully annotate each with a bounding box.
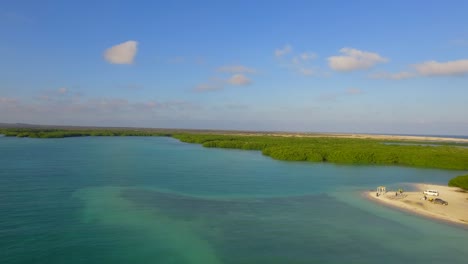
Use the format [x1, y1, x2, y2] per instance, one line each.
[367, 184, 468, 225]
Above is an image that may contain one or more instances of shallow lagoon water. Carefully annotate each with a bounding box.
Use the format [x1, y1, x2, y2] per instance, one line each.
[1, 136, 467, 264]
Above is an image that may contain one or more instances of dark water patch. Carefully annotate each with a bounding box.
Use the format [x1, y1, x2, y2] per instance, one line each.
[121, 188, 446, 264]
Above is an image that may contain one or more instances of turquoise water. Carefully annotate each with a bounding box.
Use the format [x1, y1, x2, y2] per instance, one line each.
[1, 136, 467, 264]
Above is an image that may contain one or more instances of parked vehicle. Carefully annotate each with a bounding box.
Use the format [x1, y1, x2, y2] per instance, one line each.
[423, 190, 439, 196]
[433, 198, 448, 205]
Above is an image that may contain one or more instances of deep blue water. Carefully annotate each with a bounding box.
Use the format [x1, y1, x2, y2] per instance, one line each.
[1, 136, 467, 264]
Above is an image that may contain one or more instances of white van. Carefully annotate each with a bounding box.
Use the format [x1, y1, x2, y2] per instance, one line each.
[423, 190, 439, 196]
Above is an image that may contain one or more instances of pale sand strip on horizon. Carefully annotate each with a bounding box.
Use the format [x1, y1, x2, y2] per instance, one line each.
[231, 132, 468, 144]
[366, 183, 468, 226]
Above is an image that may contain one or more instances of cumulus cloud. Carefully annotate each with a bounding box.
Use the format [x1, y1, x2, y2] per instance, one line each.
[282, 51, 320, 76]
[227, 74, 251, 86]
[195, 74, 251, 92]
[217, 65, 256, 74]
[276, 48, 324, 77]
[369, 71, 415, 80]
[196, 63, 255, 92]
[328, 48, 388, 72]
[104, 40, 138, 64]
[369, 59, 468, 79]
[413, 59, 468, 76]
[275, 45, 292, 57]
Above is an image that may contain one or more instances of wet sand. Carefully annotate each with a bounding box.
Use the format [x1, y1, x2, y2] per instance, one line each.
[366, 184, 468, 225]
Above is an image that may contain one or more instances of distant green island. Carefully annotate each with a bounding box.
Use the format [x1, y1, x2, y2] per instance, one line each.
[2, 127, 468, 172]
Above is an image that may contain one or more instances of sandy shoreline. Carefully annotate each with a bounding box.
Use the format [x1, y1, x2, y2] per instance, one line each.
[329, 133, 468, 143]
[366, 184, 468, 226]
[232, 132, 468, 144]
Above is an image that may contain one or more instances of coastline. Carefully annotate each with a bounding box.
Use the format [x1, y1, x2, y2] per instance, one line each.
[1, 123, 468, 144]
[365, 183, 468, 226]
[229, 132, 468, 143]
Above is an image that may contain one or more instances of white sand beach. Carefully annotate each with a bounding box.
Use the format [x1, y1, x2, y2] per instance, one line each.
[367, 184, 468, 225]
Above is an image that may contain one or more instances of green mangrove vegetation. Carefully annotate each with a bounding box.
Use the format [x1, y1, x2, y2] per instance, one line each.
[0, 128, 171, 138]
[448, 175, 468, 190]
[2, 128, 468, 170]
[172, 134, 468, 170]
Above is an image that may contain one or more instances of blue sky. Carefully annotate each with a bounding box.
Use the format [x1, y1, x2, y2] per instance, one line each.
[1, 0, 468, 135]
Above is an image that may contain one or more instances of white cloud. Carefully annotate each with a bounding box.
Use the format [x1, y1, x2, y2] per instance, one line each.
[328, 48, 388, 72]
[281, 50, 320, 76]
[217, 65, 256, 74]
[273, 46, 324, 77]
[369, 71, 415, 80]
[104, 40, 138, 64]
[227, 74, 251, 86]
[369, 59, 468, 79]
[413, 59, 468, 76]
[275, 45, 292, 57]
[196, 65, 254, 92]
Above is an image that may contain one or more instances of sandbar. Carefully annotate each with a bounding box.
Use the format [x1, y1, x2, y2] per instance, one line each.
[366, 184, 468, 225]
